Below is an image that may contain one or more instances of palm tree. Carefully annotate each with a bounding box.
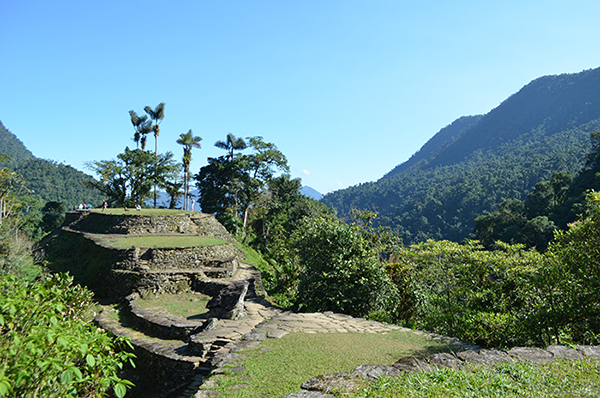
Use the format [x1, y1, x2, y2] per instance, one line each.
[144, 102, 166, 207]
[129, 110, 151, 149]
[215, 133, 247, 161]
[144, 102, 166, 156]
[177, 130, 202, 211]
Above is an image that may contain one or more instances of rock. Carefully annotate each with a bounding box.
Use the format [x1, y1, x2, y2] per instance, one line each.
[478, 349, 513, 365]
[508, 347, 554, 364]
[577, 345, 600, 359]
[457, 350, 485, 364]
[194, 390, 220, 397]
[280, 392, 335, 398]
[301, 372, 366, 393]
[393, 357, 435, 373]
[428, 352, 461, 369]
[546, 345, 584, 360]
[351, 365, 402, 380]
[207, 281, 249, 320]
[267, 329, 289, 339]
[242, 330, 267, 341]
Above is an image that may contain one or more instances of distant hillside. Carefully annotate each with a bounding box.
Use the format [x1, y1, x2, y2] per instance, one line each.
[0, 121, 34, 163]
[301, 186, 323, 200]
[0, 120, 102, 208]
[383, 115, 483, 179]
[322, 67, 600, 244]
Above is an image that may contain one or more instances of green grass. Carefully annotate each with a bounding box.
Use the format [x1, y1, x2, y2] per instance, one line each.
[135, 292, 211, 319]
[90, 208, 192, 216]
[355, 358, 600, 397]
[106, 235, 227, 248]
[207, 330, 458, 398]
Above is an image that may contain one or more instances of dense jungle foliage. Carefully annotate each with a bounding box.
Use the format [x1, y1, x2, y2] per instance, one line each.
[0, 121, 102, 209]
[322, 67, 600, 244]
[475, 130, 600, 251]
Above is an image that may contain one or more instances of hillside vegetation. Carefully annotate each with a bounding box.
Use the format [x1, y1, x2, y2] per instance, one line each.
[0, 120, 102, 209]
[322, 67, 600, 244]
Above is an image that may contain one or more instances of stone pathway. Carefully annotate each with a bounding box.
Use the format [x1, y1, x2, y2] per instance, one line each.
[179, 297, 473, 398]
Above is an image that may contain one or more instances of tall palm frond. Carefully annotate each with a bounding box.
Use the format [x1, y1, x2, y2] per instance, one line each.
[215, 133, 247, 161]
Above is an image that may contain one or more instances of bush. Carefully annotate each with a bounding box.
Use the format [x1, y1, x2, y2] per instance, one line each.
[292, 217, 398, 318]
[539, 191, 600, 344]
[0, 273, 135, 397]
[394, 240, 543, 347]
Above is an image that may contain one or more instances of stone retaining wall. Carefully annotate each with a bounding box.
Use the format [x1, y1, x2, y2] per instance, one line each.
[109, 269, 205, 297]
[144, 246, 238, 269]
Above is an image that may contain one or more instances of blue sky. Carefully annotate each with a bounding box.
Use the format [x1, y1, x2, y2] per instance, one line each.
[2, 1, 600, 195]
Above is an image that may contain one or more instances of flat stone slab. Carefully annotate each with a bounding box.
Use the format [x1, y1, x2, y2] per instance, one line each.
[301, 372, 367, 394]
[268, 329, 289, 339]
[508, 347, 554, 364]
[546, 345, 584, 360]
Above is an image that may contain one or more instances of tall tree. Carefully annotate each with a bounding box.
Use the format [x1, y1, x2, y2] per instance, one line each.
[85, 148, 179, 207]
[144, 102, 166, 207]
[128, 110, 152, 150]
[215, 133, 247, 160]
[176, 130, 202, 210]
[144, 102, 165, 156]
[195, 136, 288, 234]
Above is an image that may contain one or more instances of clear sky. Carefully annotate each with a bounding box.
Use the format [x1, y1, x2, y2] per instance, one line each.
[2, 1, 600, 195]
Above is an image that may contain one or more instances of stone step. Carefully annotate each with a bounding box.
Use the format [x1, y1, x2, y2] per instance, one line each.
[95, 306, 219, 396]
[125, 294, 216, 341]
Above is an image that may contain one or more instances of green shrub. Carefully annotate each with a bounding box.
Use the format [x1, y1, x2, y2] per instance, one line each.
[0, 273, 135, 397]
[292, 216, 398, 317]
[394, 240, 543, 347]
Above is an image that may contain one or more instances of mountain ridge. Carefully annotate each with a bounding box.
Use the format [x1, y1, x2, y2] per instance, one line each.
[322, 67, 600, 244]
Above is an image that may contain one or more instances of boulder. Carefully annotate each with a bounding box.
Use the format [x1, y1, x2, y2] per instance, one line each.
[577, 345, 600, 359]
[207, 281, 249, 320]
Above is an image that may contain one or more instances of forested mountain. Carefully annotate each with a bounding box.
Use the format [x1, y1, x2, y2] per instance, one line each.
[301, 186, 323, 200]
[322, 67, 600, 244]
[0, 120, 34, 163]
[0, 120, 102, 208]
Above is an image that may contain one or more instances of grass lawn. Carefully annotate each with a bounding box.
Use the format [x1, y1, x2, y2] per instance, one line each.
[106, 235, 227, 248]
[135, 291, 212, 319]
[209, 329, 458, 398]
